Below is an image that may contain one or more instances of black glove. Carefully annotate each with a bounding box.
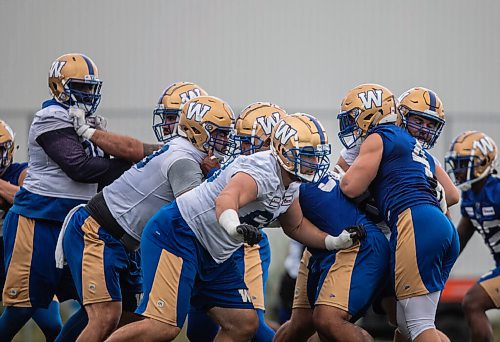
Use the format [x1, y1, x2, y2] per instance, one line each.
[236, 224, 262, 246]
[345, 224, 367, 242]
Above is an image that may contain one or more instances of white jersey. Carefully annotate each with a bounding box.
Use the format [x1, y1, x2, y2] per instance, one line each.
[340, 143, 361, 166]
[103, 137, 206, 242]
[23, 103, 101, 200]
[177, 150, 301, 263]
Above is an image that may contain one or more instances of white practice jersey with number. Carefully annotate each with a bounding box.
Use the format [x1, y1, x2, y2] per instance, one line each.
[177, 150, 301, 263]
[103, 137, 206, 241]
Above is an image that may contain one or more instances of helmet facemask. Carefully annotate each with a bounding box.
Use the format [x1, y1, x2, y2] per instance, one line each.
[204, 122, 236, 161]
[61, 78, 102, 115]
[401, 108, 444, 149]
[152, 108, 180, 142]
[445, 152, 497, 191]
[279, 143, 331, 184]
[0, 140, 13, 176]
[338, 108, 363, 149]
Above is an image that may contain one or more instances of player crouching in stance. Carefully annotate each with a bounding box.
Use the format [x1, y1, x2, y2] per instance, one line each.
[107, 113, 364, 342]
[445, 131, 499, 342]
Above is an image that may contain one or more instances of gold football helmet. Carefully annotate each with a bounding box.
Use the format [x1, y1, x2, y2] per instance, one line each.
[153, 82, 208, 143]
[231, 102, 287, 157]
[445, 131, 497, 190]
[398, 87, 445, 149]
[271, 113, 331, 183]
[338, 83, 399, 149]
[179, 96, 235, 160]
[0, 120, 15, 176]
[48, 53, 102, 115]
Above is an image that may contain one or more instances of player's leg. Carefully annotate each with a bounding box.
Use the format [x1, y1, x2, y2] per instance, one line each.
[0, 213, 62, 339]
[62, 208, 128, 341]
[312, 227, 388, 342]
[274, 249, 314, 342]
[55, 306, 88, 342]
[208, 306, 259, 341]
[186, 308, 219, 341]
[32, 299, 63, 341]
[462, 268, 500, 342]
[243, 233, 275, 341]
[392, 205, 459, 341]
[107, 203, 198, 341]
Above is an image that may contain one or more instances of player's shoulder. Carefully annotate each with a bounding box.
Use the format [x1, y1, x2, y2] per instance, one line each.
[33, 100, 72, 125]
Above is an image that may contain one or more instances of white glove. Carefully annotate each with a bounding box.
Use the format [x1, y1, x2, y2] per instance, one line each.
[69, 107, 95, 140]
[324, 230, 354, 250]
[435, 181, 447, 213]
[86, 115, 108, 131]
[333, 164, 346, 180]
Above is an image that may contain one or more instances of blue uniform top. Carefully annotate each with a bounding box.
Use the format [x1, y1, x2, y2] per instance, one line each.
[2, 162, 28, 186]
[460, 174, 500, 266]
[369, 125, 439, 228]
[300, 171, 379, 256]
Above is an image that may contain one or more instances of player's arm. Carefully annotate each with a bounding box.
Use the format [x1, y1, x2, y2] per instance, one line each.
[91, 130, 162, 162]
[457, 215, 475, 253]
[340, 133, 383, 198]
[0, 168, 27, 205]
[335, 155, 350, 172]
[37, 127, 132, 184]
[279, 199, 362, 251]
[167, 159, 204, 198]
[434, 164, 460, 207]
[216, 172, 261, 244]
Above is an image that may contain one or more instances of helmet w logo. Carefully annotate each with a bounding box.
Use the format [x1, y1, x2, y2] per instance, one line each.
[256, 112, 281, 135]
[475, 137, 495, 155]
[186, 102, 211, 122]
[179, 88, 202, 104]
[49, 61, 66, 78]
[358, 89, 383, 109]
[274, 121, 297, 144]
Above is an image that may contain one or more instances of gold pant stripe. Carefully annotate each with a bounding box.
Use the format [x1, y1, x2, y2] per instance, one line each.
[316, 243, 360, 311]
[81, 216, 111, 304]
[395, 208, 428, 300]
[3, 216, 35, 307]
[292, 249, 311, 309]
[244, 243, 264, 309]
[143, 249, 183, 326]
[480, 275, 500, 308]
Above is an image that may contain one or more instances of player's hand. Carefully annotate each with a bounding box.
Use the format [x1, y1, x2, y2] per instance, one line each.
[333, 164, 346, 180]
[427, 175, 447, 213]
[70, 107, 95, 139]
[86, 115, 108, 131]
[346, 224, 367, 242]
[236, 224, 262, 246]
[201, 151, 220, 178]
[324, 225, 366, 251]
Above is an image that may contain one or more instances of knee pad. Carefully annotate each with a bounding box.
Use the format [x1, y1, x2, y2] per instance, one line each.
[396, 291, 440, 341]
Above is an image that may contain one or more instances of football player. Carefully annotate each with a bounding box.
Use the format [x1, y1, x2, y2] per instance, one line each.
[0, 53, 146, 341]
[445, 131, 499, 342]
[60, 94, 233, 341]
[0, 120, 65, 340]
[273, 168, 389, 342]
[186, 102, 287, 342]
[107, 113, 364, 341]
[339, 84, 460, 341]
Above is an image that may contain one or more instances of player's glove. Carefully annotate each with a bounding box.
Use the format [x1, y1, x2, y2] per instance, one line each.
[236, 224, 262, 246]
[86, 115, 108, 131]
[70, 107, 95, 140]
[324, 224, 366, 251]
[427, 175, 447, 213]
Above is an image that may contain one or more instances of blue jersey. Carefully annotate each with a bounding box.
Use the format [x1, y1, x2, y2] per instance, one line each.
[299, 172, 379, 256]
[460, 175, 500, 265]
[370, 125, 439, 227]
[2, 162, 27, 186]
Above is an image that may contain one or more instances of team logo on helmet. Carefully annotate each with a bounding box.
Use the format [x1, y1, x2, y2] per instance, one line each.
[229, 102, 287, 158]
[445, 131, 497, 190]
[48, 53, 102, 115]
[178, 96, 235, 160]
[337, 84, 399, 149]
[152, 82, 208, 143]
[271, 113, 331, 183]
